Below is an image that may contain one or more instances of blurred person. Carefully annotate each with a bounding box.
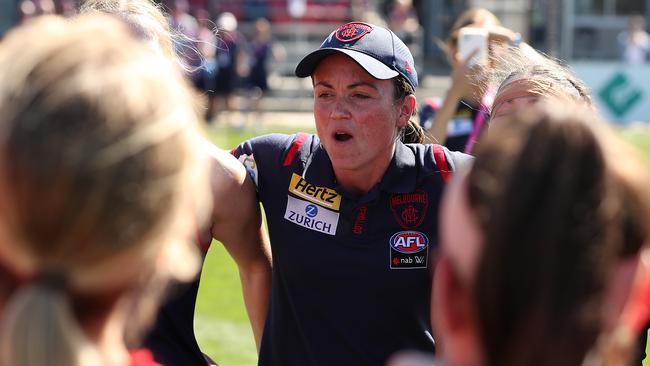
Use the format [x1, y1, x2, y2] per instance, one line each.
[80, 1, 272, 365]
[432, 102, 650, 366]
[0, 13, 210, 366]
[231, 21, 472, 365]
[244, 17, 285, 128]
[485, 44, 593, 128]
[423, 8, 523, 154]
[617, 15, 650, 65]
[386, 0, 419, 45]
[192, 8, 218, 101]
[209, 11, 247, 124]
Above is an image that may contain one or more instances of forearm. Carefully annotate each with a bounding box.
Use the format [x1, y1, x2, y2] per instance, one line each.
[426, 87, 464, 144]
[238, 259, 272, 352]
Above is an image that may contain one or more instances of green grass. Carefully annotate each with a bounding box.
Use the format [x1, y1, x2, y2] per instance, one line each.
[195, 124, 650, 366]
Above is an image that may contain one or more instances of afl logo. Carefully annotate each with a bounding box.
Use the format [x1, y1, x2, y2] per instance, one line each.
[305, 204, 318, 218]
[335, 22, 373, 43]
[389, 231, 428, 254]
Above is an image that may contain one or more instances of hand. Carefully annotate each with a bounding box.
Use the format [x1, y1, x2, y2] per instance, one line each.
[450, 48, 481, 98]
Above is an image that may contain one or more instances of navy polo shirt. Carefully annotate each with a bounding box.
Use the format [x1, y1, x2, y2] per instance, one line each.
[234, 133, 471, 366]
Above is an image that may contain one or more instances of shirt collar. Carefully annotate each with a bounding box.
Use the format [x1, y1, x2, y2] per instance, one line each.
[302, 140, 417, 196]
[379, 141, 417, 193]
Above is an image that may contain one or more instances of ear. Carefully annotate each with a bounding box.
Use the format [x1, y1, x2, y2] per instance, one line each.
[396, 94, 416, 128]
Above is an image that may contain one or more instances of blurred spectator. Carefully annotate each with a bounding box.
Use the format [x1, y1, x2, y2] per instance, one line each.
[192, 8, 218, 108]
[208, 11, 247, 124]
[422, 8, 519, 154]
[617, 15, 650, 65]
[385, 0, 419, 45]
[244, 17, 285, 128]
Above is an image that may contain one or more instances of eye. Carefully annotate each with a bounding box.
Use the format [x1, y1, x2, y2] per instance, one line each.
[316, 91, 333, 98]
[352, 93, 371, 99]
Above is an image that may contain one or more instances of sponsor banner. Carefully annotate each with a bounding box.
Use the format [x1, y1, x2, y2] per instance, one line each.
[288, 173, 341, 210]
[572, 62, 650, 123]
[284, 195, 339, 235]
[389, 231, 429, 269]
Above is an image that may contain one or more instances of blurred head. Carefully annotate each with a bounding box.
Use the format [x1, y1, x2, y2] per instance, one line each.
[217, 12, 237, 33]
[445, 8, 501, 63]
[0, 14, 209, 366]
[432, 102, 650, 366]
[487, 47, 592, 126]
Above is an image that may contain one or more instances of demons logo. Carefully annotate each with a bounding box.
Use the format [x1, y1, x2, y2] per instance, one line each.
[390, 189, 429, 229]
[389, 231, 428, 254]
[335, 22, 373, 43]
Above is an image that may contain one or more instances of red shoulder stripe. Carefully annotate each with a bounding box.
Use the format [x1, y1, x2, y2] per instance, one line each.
[433, 144, 451, 183]
[283, 133, 309, 167]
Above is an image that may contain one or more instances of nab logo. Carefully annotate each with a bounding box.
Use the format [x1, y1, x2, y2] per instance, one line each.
[389, 231, 428, 254]
[305, 204, 318, 218]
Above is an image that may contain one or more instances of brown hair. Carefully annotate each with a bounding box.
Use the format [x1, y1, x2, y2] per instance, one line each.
[393, 75, 424, 144]
[466, 103, 650, 366]
[0, 14, 209, 366]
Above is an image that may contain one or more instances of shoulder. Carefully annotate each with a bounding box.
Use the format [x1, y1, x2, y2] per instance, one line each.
[407, 143, 473, 182]
[232, 132, 317, 165]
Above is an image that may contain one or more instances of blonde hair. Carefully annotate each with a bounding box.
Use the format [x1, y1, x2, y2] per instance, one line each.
[486, 45, 593, 109]
[80, 0, 176, 61]
[0, 14, 209, 366]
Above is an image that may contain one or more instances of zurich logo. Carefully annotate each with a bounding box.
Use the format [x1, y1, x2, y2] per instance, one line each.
[389, 231, 428, 254]
[305, 204, 318, 218]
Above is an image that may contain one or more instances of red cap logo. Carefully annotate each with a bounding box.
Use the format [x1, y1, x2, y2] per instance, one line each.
[335, 22, 373, 43]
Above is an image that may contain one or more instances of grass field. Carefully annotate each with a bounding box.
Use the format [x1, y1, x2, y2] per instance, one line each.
[195, 123, 650, 366]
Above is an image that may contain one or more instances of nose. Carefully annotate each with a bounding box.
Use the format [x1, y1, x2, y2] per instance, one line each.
[330, 98, 351, 120]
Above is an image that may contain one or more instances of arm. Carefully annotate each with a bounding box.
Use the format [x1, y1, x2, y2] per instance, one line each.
[426, 54, 475, 144]
[206, 144, 271, 352]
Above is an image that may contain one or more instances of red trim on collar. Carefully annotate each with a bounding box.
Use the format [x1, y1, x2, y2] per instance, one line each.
[283, 133, 309, 167]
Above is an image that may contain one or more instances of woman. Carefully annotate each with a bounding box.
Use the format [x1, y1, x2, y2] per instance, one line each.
[232, 22, 471, 365]
[79, 1, 272, 365]
[432, 102, 650, 366]
[0, 14, 210, 366]
[486, 44, 593, 126]
[423, 8, 520, 153]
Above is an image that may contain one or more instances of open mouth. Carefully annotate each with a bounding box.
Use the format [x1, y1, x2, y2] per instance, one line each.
[334, 132, 352, 142]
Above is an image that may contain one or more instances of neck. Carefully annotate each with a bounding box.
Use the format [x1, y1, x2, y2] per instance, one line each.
[82, 297, 131, 366]
[333, 144, 396, 196]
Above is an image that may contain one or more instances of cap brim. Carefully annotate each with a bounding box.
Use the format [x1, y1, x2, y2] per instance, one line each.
[295, 48, 399, 80]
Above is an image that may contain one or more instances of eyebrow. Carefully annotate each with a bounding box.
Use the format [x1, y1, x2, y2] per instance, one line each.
[313, 81, 379, 91]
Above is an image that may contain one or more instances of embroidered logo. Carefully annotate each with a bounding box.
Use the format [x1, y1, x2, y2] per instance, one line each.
[238, 153, 258, 187]
[284, 196, 339, 235]
[352, 206, 368, 235]
[289, 173, 341, 210]
[389, 231, 429, 269]
[334, 22, 373, 43]
[389, 189, 429, 229]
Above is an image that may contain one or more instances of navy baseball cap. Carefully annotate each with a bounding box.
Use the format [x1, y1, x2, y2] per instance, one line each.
[295, 22, 418, 90]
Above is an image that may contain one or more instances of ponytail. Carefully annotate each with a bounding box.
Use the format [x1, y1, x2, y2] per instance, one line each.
[0, 281, 99, 366]
[401, 119, 425, 144]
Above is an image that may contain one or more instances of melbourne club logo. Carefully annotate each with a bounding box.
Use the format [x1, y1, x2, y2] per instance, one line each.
[389, 189, 429, 230]
[335, 22, 373, 43]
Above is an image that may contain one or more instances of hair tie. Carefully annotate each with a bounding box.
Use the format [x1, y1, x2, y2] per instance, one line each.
[34, 269, 68, 291]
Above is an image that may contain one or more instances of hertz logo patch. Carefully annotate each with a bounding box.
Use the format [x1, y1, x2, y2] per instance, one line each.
[289, 173, 341, 210]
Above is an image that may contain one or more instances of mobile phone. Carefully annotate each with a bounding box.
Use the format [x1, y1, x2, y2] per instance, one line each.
[458, 27, 488, 66]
